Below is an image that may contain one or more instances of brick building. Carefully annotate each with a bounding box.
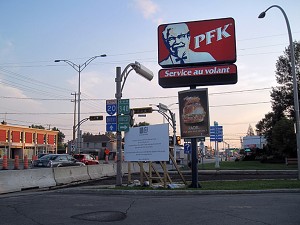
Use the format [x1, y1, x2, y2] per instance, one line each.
[0, 123, 58, 159]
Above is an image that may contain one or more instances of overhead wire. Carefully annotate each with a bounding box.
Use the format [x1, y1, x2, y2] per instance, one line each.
[0, 31, 297, 139]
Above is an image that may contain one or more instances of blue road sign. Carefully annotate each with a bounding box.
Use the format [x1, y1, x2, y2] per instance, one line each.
[106, 123, 117, 132]
[210, 125, 223, 142]
[106, 116, 117, 124]
[184, 143, 191, 154]
[106, 99, 117, 115]
[210, 136, 223, 142]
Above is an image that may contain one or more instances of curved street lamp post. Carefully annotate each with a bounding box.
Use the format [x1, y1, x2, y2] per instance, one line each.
[152, 103, 177, 165]
[259, 5, 300, 179]
[115, 61, 154, 186]
[55, 54, 107, 154]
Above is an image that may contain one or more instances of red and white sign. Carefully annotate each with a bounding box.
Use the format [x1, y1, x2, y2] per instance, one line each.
[158, 18, 236, 68]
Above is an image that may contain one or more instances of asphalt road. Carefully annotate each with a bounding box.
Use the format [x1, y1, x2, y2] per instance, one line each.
[0, 189, 299, 225]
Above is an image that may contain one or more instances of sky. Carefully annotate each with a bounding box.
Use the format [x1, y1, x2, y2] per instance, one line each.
[0, 0, 300, 149]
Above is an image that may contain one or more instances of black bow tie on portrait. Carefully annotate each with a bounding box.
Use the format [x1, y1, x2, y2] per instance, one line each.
[175, 56, 188, 64]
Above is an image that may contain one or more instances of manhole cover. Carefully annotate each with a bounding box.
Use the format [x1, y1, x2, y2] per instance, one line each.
[72, 211, 126, 222]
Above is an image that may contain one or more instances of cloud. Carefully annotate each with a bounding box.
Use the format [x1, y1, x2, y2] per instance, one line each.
[0, 37, 14, 60]
[133, 0, 159, 19]
[0, 82, 42, 113]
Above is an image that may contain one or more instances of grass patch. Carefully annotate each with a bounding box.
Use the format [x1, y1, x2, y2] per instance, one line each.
[198, 179, 300, 190]
[193, 160, 298, 170]
[113, 180, 300, 191]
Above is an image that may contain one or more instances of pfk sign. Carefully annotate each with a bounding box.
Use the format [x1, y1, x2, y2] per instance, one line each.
[158, 17, 236, 68]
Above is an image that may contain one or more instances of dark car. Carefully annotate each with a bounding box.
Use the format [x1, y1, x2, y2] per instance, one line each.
[38, 153, 48, 158]
[73, 154, 99, 165]
[31, 154, 85, 168]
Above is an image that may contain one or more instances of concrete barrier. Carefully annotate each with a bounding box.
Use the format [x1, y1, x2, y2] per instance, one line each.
[103, 163, 116, 176]
[0, 168, 56, 194]
[87, 164, 104, 180]
[53, 166, 90, 185]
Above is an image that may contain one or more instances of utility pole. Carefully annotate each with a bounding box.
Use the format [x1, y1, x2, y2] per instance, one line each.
[71, 92, 77, 150]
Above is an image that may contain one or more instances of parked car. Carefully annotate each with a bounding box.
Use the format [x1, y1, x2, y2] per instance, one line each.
[73, 154, 99, 165]
[38, 153, 48, 158]
[31, 154, 85, 168]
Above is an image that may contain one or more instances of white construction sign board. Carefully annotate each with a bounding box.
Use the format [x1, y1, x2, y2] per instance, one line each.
[124, 124, 169, 162]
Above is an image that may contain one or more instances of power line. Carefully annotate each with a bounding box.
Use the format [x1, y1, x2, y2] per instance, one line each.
[0, 87, 272, 101]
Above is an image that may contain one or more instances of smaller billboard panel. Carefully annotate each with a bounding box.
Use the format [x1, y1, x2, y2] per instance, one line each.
[124, 124, 169, 162]
[178, 89, 210, 138]
[159, 64, 237, 88]
[158, 17, 236, 68]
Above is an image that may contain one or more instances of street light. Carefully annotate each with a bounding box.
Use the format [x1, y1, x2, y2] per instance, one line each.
[258, 5, 300, 179]
[115, 61, 154, 186]
[55, 54, 107, 153]
[150, 103, 177, 164]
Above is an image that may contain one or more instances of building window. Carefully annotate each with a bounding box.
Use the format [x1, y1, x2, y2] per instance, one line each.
[102, 142, 107, 147]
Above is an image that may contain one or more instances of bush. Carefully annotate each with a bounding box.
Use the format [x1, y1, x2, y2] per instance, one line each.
[242, 155, 256, 161]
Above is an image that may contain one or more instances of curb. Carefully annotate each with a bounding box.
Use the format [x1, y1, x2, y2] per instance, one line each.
[56, 186, 300, 196]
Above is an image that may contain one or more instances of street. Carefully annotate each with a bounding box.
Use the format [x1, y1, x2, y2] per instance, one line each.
[0, 188, 299, 225]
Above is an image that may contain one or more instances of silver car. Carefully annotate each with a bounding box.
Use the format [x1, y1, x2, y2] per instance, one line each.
[31, 154, 85, 168]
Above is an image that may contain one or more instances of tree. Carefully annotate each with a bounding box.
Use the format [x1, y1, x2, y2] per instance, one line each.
[52, 127, 65, 152]
[52, 127, 65, 143]
[105, 132, 116, 139]
[82, 132, 93, 137]
[29, 124, 45, 129]
[256, 41, 300, 157]
[270, 41, 300, 119]
[271, 117, 296, 158]
[246, 124, 255, 136]
[256, 112, 283, 149]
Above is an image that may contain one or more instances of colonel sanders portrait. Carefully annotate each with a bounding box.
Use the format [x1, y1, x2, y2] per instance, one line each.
[160, 23, 215, 66]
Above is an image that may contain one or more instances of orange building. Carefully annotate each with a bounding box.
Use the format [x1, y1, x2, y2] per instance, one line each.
[0, 123, 58, 160]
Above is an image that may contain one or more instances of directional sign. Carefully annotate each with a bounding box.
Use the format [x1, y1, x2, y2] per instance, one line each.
[118, 99, 130, 115]
[106, 116, 117, 124]
[106, 123, 117, 132]
[210, 125, 223, 142]
[118, 115, 130, 124]
[106, 99, 117, 115]
[118, 123, 129, 132]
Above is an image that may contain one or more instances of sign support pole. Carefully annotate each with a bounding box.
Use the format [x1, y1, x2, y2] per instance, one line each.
[115, 67, 123, 186]
[191, 138, 200, 188]
[190, 86, 200, 188]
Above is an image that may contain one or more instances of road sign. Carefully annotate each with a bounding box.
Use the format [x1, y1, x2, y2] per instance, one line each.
[106, 116, 117, 124]
[118, 99, 130, 115]
[106, 123, 117, 132]
[118, 115, 130, 124]
[106, 99, 117, 115]
[118, 123, 129, 132]
[133, 107, 153, 114]
[184, 143, 191, 154]
[210, 125, 223, 142]
[89, 115, 103, 121]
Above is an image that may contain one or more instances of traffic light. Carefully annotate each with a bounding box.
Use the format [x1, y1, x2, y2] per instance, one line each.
[176, 136, 181, 145]
[130, 109, 134, 127]
[89, 115, 103, 121]
[133, 107, 153, 114]
[169, 136, 174, 145]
